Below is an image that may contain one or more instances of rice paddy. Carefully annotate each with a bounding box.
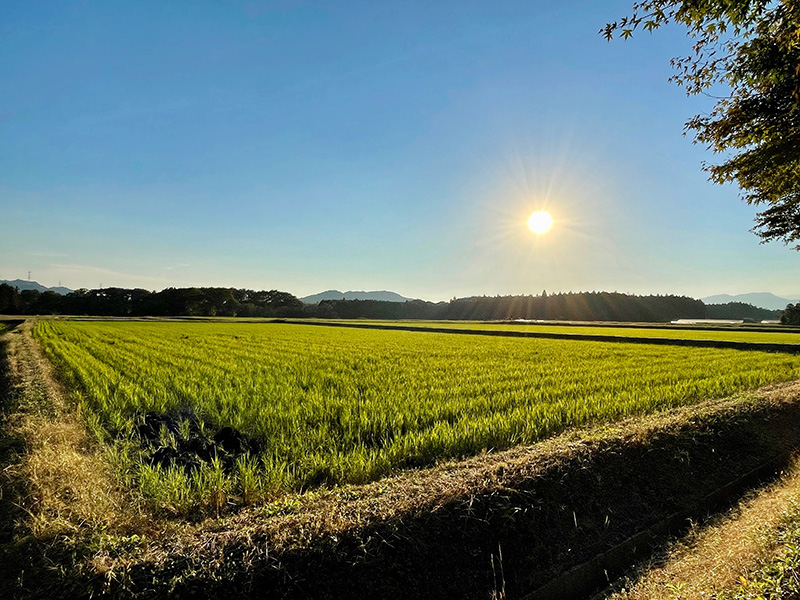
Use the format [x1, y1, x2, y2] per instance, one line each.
[34, 319, 800, 512]
[336, 320, 800, 344]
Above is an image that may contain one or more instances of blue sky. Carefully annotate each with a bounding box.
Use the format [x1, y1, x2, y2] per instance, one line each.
[2, 0, 798, 301]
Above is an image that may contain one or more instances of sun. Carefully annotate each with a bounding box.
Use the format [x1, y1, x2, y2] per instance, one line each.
[528, 211, 553, 234]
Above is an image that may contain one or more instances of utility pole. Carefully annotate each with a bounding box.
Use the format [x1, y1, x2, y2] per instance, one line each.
[27, 271, 31, 281]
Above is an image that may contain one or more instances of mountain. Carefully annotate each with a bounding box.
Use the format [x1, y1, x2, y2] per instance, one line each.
[300, 290, 413, 304]
[1, 279, 72, 294]
[702, 292, 798, 311]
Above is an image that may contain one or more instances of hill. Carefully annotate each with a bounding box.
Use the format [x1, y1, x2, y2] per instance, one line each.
[300, 289, 413, 304]
[702, 292, 798, 311]
[0, 279, 72, 294]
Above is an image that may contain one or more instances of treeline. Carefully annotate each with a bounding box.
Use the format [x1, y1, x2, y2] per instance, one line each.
[0, 285, 304, 317]
[307, 292, 708, 322]
[782, 304, 800, 325]
[0, 284, 783, 323]
[706, 302, 781, 321]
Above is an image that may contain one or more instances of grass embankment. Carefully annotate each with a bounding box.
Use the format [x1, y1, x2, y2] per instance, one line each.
[34, 319, 800, 513]
[54, 385, 800, 599]
[605, 458, 800, 600]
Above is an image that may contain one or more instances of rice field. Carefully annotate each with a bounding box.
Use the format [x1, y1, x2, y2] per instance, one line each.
[34, 319, 800, 512]
[335, 320, 800, 344]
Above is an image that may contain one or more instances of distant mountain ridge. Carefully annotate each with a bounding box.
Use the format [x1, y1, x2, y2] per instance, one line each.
[1, 279, 72, 295]
[300, 290, 413, 304]
[701, 292, 799, 311]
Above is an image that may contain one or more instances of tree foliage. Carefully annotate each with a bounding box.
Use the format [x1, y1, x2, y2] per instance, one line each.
[0, 283, 781, 322]
[0, 285, 305, 318]
[782, 302, 800, 324]
[308, 292, 708, 322]
[603, 1, 800, 246]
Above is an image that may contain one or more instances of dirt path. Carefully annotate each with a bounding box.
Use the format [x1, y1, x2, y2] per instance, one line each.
[0, 319, 125, 599]
[0, 319, 46, 598]
[0, 325, 20, 542]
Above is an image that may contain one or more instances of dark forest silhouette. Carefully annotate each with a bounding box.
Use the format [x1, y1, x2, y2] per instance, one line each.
[0, 284, 781, 322]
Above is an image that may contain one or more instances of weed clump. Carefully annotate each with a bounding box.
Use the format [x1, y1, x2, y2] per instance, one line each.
[137, 408, 259, 473]
[131, 408, 267, 514]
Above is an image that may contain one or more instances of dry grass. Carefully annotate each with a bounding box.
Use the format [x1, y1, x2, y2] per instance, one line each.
[606, 458, 800, 600]
[3, 320, 138, 539]
[20, 417, 126, 536]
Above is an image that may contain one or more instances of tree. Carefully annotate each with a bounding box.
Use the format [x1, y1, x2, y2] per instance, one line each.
[603, 1, 800, 246]
[0, 283, 20, 314]
[782, 303, 800, 324]
[18, 289, 41, 314]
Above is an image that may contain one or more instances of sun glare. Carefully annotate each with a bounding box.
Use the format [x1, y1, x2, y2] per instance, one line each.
[528, 211, 553, 234]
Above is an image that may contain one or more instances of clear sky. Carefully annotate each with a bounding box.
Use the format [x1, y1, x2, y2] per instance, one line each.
[2, 0, 798, 301]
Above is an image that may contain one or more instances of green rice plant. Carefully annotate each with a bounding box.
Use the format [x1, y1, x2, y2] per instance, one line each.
[138, 464, 169, 510]
[85, 411, 109, 445]
[194, 456, 231, 516]
[178, 419, 193, 441]
[236, 455, 263, 505]
[33, 319, 800, 512]
[138, 463, 197, 515]
[103, 441, 139, 487]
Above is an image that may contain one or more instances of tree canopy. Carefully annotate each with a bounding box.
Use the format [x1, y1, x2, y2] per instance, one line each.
[0, 283, 781, 322]
[603, 1, 800, 246]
